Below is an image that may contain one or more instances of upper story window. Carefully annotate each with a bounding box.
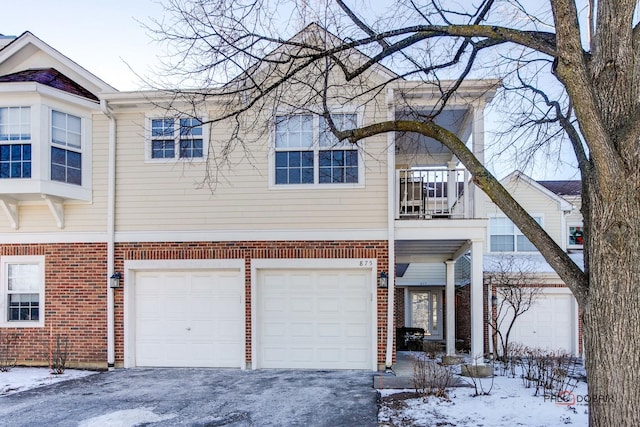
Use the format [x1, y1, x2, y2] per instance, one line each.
[0, 107, 31, 179]
[568, 224, 584, 249]
[149, 117, 203, 160]
[51, 110, 82, 185]
[1, 256, 45, 327]
[489, 216, 542, 252]
[274, 113, 359, 185]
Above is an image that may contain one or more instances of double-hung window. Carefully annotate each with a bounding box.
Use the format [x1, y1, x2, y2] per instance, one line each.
[1, 256, 45, 327]
[489, 216, 542, 252]
[0, 107, 31, 179]
[51, 110, 82, 185]
[274, 113, 359, 185]
[150, 117, 203, 160]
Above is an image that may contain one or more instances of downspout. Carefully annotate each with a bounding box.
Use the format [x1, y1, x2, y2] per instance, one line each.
[101, 99, 117, 370]
[385, 88, 396, 369]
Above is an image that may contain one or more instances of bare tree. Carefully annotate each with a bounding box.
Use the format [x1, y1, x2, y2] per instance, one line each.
[485, 254, 542, 361]
[144, 1, 640, 424]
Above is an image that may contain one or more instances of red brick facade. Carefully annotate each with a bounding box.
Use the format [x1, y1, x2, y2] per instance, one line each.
[0, 243, 107, 369]
[1, 240, 389, 370]
[114, 240, 389, 368]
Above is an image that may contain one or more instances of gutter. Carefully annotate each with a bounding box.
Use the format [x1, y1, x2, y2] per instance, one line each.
[100, 99, 117, 370]
[385, 88, 395, 369]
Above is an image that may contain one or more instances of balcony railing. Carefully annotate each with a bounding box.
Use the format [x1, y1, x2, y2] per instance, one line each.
[396, 168, 470, 219]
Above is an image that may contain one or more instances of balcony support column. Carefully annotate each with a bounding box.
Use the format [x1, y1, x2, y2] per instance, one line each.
[445, 259, 456, 355]
[470, 238, 484, 363]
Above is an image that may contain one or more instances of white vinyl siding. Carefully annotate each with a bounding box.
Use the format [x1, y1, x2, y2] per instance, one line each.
[112, 107, 387, 233]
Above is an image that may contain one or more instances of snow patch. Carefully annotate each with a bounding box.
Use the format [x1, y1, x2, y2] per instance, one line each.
[78, 408, 176, 427]
[0, 368, 96, 396]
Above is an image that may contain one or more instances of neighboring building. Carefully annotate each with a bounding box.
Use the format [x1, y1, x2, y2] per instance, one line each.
[0, 29, 501, 371]
[394, 171, 584, 357]
[482, 172, 583, 356]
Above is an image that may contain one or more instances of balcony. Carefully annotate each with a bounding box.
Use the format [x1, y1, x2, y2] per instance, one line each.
[396, 168, 470, 220]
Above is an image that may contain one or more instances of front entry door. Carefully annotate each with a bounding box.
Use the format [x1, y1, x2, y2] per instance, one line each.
[409, 289, 443, 340]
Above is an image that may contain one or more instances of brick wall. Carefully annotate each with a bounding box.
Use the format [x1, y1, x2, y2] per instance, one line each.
[0, 243, 107, 369]
[114, 240, 389, 367]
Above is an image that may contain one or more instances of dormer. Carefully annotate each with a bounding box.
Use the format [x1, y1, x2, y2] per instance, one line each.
[0, 32, 116, 229]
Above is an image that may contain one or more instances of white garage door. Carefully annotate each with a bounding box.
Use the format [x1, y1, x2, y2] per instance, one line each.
[135, 269, 243, 367]
[257, 269, 373, 370]
[501, 290, 576, 353]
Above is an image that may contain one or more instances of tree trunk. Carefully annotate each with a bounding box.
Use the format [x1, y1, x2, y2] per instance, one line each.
[583, 175, 640, 426]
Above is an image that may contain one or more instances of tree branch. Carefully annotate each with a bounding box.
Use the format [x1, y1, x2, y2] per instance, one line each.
[339, 119, 589, 304]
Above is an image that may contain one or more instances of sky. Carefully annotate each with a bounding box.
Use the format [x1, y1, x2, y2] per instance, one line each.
[0, 0, 165, 90]
[0, 0, 579, 180]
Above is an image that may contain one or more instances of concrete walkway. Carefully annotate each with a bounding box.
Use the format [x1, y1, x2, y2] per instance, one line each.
[374, 351, 471, 389]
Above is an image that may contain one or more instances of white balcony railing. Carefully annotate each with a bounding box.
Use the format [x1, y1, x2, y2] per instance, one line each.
[396, 168, 470, 219]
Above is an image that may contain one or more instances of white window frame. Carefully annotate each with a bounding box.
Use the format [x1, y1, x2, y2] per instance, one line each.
[145, 115, 209, 162]
[1, 255, 45, 328]
[50, 110, 83, 186]
[488, 214, 544, 253]
[0, 106, 32, 179]
[567, 222, 584, 249]
[269, 108, 365, 189]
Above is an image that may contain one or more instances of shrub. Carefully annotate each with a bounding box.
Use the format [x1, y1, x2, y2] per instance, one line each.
[0, 331, 20, 372]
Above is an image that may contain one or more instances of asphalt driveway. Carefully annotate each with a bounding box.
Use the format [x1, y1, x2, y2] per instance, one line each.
[0, 368, 378, 426]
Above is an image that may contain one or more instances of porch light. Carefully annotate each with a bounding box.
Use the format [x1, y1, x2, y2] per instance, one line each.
[110, 272, 122, 289]
[379, 271, 388, 288]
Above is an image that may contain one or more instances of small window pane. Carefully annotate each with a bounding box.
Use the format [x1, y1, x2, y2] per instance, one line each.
[152, 119, 174, 137]
[569, 226, 584, 246]
[275, 152, 287, 168]
[0, 144, 31, 179]
[8, 293, 39, 321]
[152, 140, 175, 158]
[52, 111, 82, 149]
[275, 115, 313, 148]
[490, 235, 515, 252]
[8, 264, 39, 291]
[319, 113, 356, 147]
[516, 235, 537, 252]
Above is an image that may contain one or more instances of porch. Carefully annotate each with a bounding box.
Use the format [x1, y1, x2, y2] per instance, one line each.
[393, 221, 487, 361]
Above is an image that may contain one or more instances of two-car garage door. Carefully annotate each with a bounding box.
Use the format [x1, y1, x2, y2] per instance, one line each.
[129, 264, 375, 370]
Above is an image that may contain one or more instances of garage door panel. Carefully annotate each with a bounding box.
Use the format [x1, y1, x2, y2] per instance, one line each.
[135, 269, 243, 368]
[500, 291, 575, 353]
[257, 268, 372, 370]
[291, 299, 313, 312]
[317, 298, 339, 313]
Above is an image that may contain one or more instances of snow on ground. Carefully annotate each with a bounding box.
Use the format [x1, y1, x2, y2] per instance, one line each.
[78, 408, 176, 427]
[0, 367, 97, 396]
[379, 373, 589, 427]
